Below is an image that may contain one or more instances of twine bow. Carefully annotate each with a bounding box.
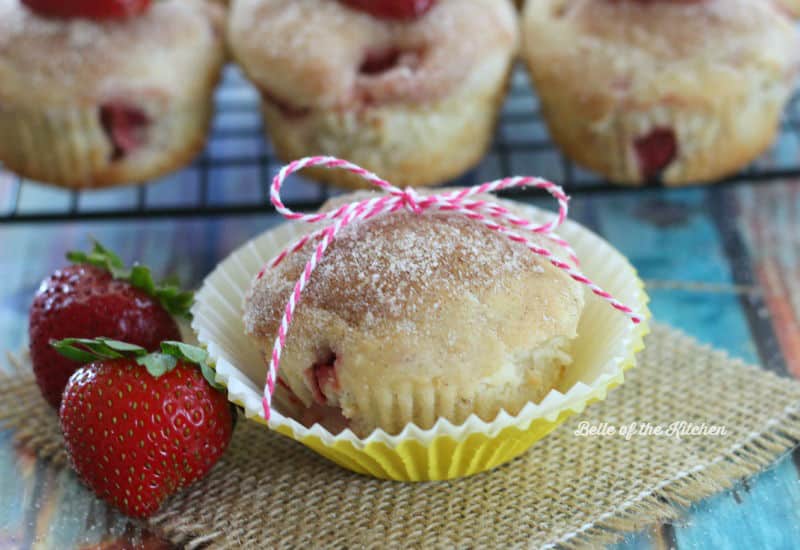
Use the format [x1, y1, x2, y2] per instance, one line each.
[258, 156, 642, 420]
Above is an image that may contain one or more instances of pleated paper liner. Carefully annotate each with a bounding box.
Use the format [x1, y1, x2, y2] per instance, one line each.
[192, 202, 651, 481]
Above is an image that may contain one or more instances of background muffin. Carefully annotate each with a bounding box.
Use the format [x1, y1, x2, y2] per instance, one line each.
[228, 0, 518, 189]
[522, 0, 799, 185]
[0, 0, 225, 189]
[778, 0, 800, 18]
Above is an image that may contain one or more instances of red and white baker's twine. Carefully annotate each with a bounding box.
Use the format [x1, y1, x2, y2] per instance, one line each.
[258, 156, 642, 420]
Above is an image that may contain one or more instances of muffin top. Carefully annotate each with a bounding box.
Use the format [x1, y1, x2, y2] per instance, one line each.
[0, 0, 224, 106]
[523, 0, 799, 105]
[228, 0, 518, 109]
[244, 193, 585, 401]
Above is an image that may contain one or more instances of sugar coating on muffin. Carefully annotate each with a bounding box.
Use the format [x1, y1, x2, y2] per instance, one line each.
[522, 0, 799, 185]
[0, 0, 225, 188]
[777, 0, 800, 18]
[244, 193, 585, 437]
[228, 0, 518, 189]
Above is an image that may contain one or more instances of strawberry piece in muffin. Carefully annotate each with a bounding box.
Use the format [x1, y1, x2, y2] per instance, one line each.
[29, 242, 192, 408]
[99, 103, 150, 161]
[339, 0, 436, 20]
[634, 128, 678, 181]
[304, 352, 340, 405]
[22, 0, 152, 20]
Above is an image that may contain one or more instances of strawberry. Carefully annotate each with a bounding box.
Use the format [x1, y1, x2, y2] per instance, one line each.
[29, 242, 192, 408]
[21, 0, 151, 20]
[611, 0, 705, 4]
[339, 0, 436, 20]
[55, 338, 235, 518]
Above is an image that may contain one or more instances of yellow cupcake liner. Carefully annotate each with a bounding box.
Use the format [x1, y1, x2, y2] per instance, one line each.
[193, 203, 651, 481]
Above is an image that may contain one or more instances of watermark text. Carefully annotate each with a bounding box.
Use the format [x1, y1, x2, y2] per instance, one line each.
[575, 421, 728, 441]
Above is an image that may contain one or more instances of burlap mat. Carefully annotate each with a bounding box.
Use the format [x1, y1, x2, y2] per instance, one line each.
[3, 322, 800, 549]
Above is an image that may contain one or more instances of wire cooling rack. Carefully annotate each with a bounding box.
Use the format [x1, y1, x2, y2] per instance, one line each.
[1, 66, 799, 223]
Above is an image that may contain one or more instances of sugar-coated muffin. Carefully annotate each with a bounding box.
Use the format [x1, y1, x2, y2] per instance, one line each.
[778, 0, 800, 18]
[0, 0, 225, 189]
[522, 0, 799, 185]
[243, 192, 585, 437]
[228, 0, 518, 189]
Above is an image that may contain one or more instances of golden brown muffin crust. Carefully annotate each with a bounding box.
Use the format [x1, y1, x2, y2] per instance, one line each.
[526, 0, 798, 103]
[228, 0, 517, 109]
[0, 0, 225, 106]
[245, 193, 584, 367]
[246, 205, 580, 338]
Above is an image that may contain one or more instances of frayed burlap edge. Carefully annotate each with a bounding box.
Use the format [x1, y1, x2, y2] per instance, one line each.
[545, 327, 800, 550]
[1, 350, 68, 467]
[547, 405, 800, 549]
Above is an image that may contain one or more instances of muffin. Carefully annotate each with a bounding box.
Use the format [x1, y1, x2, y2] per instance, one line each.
[243, 192, 585, 437]
[228, 0, 518, 189]
[778, 0, 800, 17]
[0, 0, 225, 189]
[522, 0, 800, 185]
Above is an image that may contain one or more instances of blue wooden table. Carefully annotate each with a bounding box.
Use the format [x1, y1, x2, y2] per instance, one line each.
[1, 179, 799, 549]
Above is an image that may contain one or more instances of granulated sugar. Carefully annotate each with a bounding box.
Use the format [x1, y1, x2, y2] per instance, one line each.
[244, 206, 571, 336]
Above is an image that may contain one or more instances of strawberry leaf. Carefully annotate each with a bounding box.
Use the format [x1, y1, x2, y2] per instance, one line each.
[51, 339, 103, 363]
[199, 363, 224, 391]
[67, 240, 194, 320]
[160, 341, 207, 364]
[50, 337, 139, 362]
[51, 337, 225, 392]
[161, 274, 181, 287]
[137, 353, 178, 378]
[159, 341, 221, 388]
[97, 338, 148, 354]
[128, 265, 155, 294]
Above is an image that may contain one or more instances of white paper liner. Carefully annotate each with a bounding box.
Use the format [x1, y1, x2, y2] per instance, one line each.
[192, 203, 650, 451]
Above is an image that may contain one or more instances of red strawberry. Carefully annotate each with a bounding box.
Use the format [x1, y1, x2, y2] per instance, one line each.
[22, 0, 151, 20]
[611, 0, 704, 3]
[29, 242, 192, 408]
[339, 0, 436, 20]
[55, 338, 235, 518]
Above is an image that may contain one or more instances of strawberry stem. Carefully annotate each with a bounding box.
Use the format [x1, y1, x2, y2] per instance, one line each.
[51, 337, 223, 390]
[67, 241, 194, 320]
[51, 337, 147, 362]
